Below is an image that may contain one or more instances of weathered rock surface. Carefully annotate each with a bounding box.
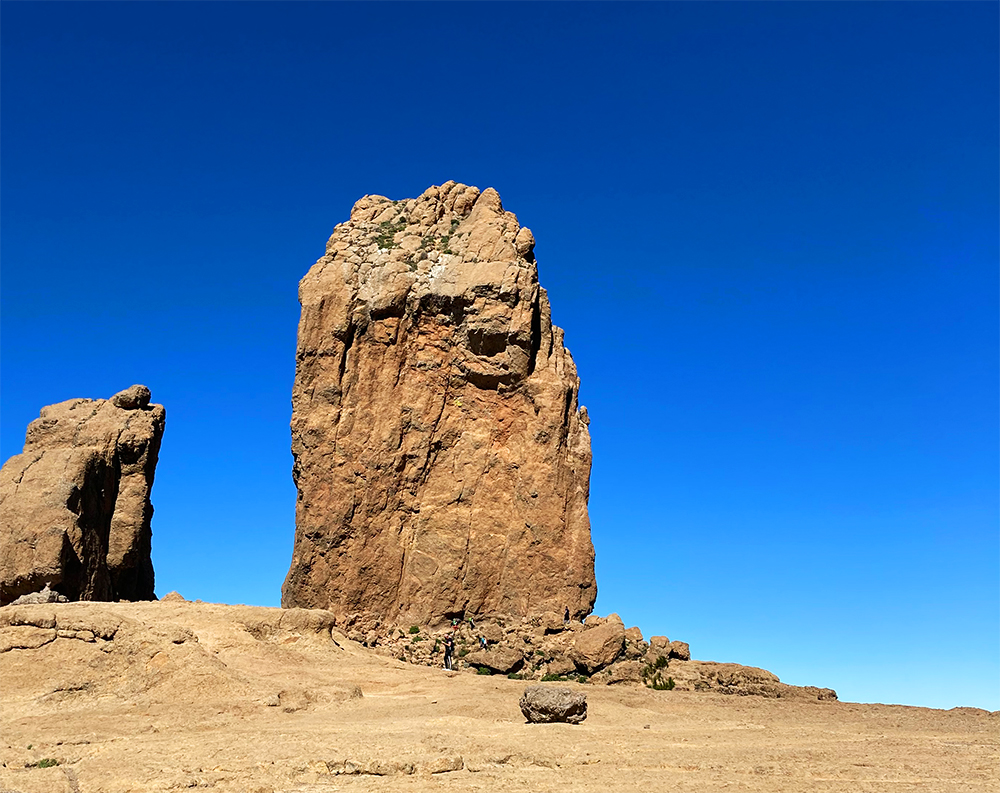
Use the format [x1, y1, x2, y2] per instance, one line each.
[519, 685, 588, 724]
[571, 618, 626, 673]
[466, 645, 524, 674]
[0, 387, 165, 605]
[283, 182, 596, 625]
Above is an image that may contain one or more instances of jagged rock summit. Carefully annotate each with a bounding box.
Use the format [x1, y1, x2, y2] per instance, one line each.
[0, 385, 165, 605]
[283, 182, 596, 625]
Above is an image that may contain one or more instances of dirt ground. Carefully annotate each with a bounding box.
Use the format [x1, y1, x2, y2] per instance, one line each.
[1, 601, 996, 793]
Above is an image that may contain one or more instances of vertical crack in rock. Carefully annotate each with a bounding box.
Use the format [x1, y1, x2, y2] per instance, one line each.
[0, 385, 165, 605]
[283, 182, 597, 624]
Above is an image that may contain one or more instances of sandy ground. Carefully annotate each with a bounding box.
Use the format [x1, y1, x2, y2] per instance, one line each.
[1, 601, 996, 793]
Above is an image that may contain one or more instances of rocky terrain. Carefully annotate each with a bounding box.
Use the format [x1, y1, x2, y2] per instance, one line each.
[2, 599, 996, 793]
[0, 386, 165, 606]
[284, 182, 596, 625]
[349, 611, 836, 701]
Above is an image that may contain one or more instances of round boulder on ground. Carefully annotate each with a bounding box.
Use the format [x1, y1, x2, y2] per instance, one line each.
[519, 685, 587, 724]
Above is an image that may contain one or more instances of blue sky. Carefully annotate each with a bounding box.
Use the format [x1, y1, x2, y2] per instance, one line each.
[2, 2, 996, 710]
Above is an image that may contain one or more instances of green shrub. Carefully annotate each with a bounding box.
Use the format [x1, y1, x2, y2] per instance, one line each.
[541, 673, 568, 682]
[408, 625, 420, 635]
[458, 648, 469, 657]
[29, 758, 59, 768]
[375, 220, 407, 249]
[507, 672, 526, 680]
[654, 654, 668, 669]
[576, 675, 589, 685]
[476, 666, 493, 675]
[651, 676, 676, 691]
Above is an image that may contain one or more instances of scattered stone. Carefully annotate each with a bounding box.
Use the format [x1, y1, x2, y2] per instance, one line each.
[426, 755, 464, 774]
[283, 183, 596, 625]
[10, 584, 69, 605]
[519, 686, 587, 724]
[0, 387, 165, 605]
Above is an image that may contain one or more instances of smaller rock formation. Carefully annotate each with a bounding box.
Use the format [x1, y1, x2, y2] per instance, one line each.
[0, 386, 165, 606]
[361, 612, 837, 701]
[520, 686, 588, 724]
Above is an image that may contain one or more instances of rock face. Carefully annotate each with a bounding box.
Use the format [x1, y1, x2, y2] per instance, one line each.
[519, 686, 588, 724]
[0, 386, 165, 606]
[283, 182, 596, 625]
[572, 618, 626, 674]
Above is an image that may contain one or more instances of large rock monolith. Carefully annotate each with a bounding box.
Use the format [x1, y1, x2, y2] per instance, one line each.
[283, 182, 596, 625]
[0, 386, 165, 605]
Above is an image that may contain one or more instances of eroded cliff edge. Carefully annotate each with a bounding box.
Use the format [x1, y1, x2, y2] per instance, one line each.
[283, 182, 596, 624]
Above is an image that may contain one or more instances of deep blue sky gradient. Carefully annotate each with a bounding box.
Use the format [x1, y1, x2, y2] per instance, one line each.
[2, 2, 997, 710]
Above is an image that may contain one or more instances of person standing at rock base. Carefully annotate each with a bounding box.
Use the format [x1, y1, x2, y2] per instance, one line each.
[443, 634, 455, 671]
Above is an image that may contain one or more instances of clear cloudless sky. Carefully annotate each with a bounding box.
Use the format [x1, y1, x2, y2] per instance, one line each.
[2, 2, 996, 710]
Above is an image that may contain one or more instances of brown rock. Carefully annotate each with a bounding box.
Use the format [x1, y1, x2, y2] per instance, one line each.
[519, 685, 587, 724]
[283, 183, 596, 625]
[624, 626, 644, 643]
[571, 620, 625, 674]
[466, 646, 523, 674]
[606, 660, 644, 685]
[668, 641, 691, 661]
[477, 621, 505, 644]
[0, 387, 165, 605]
[544, 657, 577, 677]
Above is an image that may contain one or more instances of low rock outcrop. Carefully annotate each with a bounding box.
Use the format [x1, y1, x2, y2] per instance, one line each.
[284, 182, 596, 625]
[0, 386, 165, 605]
[359, 612, 836, 701]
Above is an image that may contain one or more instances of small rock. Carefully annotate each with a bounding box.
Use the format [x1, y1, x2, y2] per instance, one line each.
[624, 626, 644, 643]
[10, 584, 68, 605]
[160, 591, 186, 602]
[668, 641, 691, 661]
[110, 384, 151, 410]
[519, 685, 587, 724]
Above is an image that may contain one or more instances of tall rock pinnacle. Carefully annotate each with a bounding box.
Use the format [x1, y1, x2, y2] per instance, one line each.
[0, 385, 165, 605]
[283, 182, 596, 624]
